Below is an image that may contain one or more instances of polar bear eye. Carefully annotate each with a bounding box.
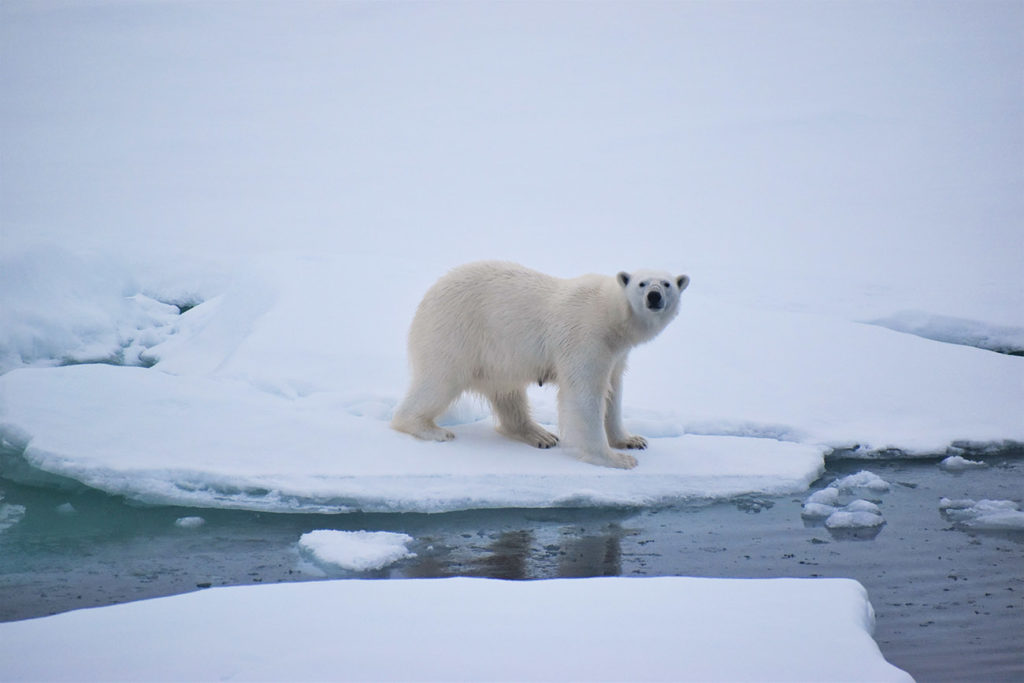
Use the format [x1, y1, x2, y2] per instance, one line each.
[639, 281, 647, 288]
[662, 280, 671, 288]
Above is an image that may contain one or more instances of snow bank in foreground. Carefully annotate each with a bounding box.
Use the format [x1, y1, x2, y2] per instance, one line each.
[939, 498, 1024, 531]
[0, 577, 912, 682]
[299, 530, 415, 571]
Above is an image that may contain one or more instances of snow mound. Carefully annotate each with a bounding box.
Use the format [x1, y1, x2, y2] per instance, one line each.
[939, 498, 1024, 531]
[298, 530, 415, 571]
[0, 247, 196, 373]
[0, 577, 912, 682]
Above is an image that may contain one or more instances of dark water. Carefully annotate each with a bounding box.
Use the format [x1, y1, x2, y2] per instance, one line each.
[1, 455, 1021, 682]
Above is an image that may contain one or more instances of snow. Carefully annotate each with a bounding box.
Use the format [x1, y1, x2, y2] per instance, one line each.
[299, 530, 415, 572]
[0, 576, 912, 682]
[939, 498, 1024, 531]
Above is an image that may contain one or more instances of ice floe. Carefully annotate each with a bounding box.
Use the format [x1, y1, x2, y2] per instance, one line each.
[0, 576, 912, 682]
[1, 249, 1021, 514]
[298, 530, 415, 572]
[939, 498, 1024, 531]
[0, 363, 825, 513]
[174, 516, 205, 529]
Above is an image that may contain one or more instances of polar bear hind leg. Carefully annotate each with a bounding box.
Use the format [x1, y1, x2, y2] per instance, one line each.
[390, 373, 461, 442]
[488, 387, 560, 449]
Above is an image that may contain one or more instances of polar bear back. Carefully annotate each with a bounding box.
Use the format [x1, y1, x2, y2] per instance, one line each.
[407, 261, 628, 391]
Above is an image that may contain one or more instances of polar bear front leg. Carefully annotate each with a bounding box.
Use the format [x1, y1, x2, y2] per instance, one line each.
[605, 359, 648, 451]
[557, 369, 638, 470]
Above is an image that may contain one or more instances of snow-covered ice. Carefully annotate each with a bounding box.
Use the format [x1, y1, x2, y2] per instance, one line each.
[0, 250, 1021, 513]
[939, 498, 1024, 531]
[0, 362, 825, 513]
[2, 0, 1022, 517]
[298, 530, 415, 572]
[0, 576, 912, 682]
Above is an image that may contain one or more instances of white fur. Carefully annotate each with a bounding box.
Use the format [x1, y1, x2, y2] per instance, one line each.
[391, 261, 689, 469]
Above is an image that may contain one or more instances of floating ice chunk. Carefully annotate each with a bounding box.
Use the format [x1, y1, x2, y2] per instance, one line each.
[174, 516, 206, 529]
[938, 455, 987, 471]
[55, 502, 77, 515]
[806, 487, 840, 506]
[939, 498, 1024, 530]
[802, 503, 838, 519]
[844, 499, 882, 515]
[802, 487, 840, 518]
[298, 530, 415, 571]
[834, 470, 890, 494]
[826, 510, 886, 529]
[825, 498, 885, 530]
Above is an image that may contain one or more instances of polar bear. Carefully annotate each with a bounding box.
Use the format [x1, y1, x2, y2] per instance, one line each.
[390, 261, 689, 469]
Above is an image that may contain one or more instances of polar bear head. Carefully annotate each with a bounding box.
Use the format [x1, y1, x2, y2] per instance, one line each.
[617, 270, 690, 321]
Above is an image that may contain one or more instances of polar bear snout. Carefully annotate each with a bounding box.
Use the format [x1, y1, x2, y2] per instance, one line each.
[645, 289, 664, 310]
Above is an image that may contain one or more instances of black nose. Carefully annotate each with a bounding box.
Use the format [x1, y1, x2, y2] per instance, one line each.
[646, 290, 662, 307]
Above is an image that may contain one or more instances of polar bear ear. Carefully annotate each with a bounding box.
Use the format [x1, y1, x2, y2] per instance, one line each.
[617, 272, 631, 288]
[676, 275, 690, 292]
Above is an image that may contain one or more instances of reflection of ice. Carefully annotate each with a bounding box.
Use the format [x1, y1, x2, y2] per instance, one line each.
[0, 499, 26, 533]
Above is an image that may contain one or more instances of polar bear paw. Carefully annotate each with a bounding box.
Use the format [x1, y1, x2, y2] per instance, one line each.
[571, 448, 638, 470]
[606, 451, 639, 469]
[612, 435, 648, 450]
[392, 417, 455, 442]
[501, 424, 560, 449]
